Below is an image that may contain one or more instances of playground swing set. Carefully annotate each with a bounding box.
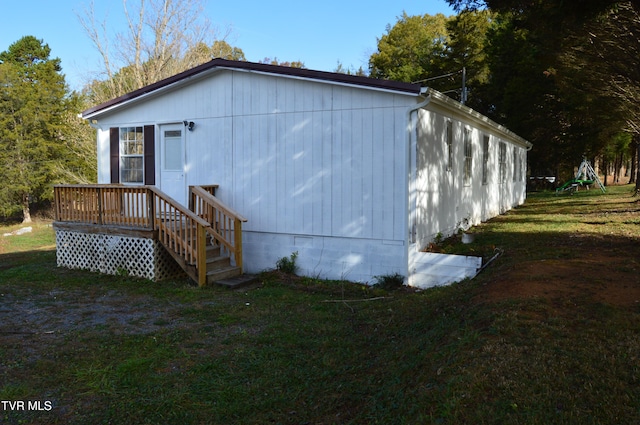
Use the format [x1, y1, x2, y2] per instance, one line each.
[555, 159, 606, 195]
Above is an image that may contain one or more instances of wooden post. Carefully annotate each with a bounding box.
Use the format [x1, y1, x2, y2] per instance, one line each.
[97, 187, 103, 225]
[197, 224, 207, 287]
[54, 187, 60, 222]
[234, 218, 243, 273]
[148, 188, 155, 230]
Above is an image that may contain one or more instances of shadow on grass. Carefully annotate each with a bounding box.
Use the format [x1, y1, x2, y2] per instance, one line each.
[1, 188, 640, 424]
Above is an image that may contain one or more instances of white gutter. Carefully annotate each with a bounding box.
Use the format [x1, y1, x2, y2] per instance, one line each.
[427, 89, 532, 150]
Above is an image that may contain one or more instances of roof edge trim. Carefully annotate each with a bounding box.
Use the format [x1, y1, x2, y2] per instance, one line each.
[82, 59, 422, 118]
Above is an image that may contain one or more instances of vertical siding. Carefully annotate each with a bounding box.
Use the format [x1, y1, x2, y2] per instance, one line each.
[413, 106, 528, 249]
[217, 71, 414, 241]
[93, 69, 416, 283]
[93, 72, 414, 242]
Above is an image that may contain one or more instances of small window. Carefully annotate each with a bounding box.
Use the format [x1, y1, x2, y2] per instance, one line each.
[513, 147, 519, 182]
[446, 120, 453, 172]
[120, 127, 144, 183]
[499, 142, 507, 183]
[482, 135, 489, 185]
[164, 130, 183, 171]
[463, 128, 472, 186]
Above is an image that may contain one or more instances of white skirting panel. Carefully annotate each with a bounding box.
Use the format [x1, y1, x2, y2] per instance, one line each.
[408, 251, 482, 289]
[242, 231, 406, 284]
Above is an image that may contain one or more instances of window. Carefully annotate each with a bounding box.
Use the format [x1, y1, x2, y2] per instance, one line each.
[163, 130, 182, 171]
[120, 127, 144, 183]
[446, 120, 453, 172]
[513, 147, 519, 182]
[482, 135, 489, 185]
[463, 128, 472, 186]
[499, 142, 506, 183]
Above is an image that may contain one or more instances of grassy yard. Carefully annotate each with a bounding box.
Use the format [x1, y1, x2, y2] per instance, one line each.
[1, 185, 640, 424]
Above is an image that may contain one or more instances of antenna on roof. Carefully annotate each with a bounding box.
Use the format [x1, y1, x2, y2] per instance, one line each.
[412, 67, 467, 104]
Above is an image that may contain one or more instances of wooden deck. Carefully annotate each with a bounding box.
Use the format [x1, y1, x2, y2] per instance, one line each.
[54, 184, 247, 286]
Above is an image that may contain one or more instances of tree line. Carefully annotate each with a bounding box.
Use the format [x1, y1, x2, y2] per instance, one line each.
[2, 0, 638, 222]
[372, 1, 640, 186]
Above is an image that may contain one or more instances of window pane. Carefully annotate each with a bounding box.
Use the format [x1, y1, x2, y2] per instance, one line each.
[482, 135, 489, 185]
[164, 132, 182, 171]
[499, 143, 506, 183]
[446, 121, 453, 171]
[122, 140, 143, 155]
[463, 129, 472, 186]
[119, 126, 145, 184]
[121, 156, 143, 183]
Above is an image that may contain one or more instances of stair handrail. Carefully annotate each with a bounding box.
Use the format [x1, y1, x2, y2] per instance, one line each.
[53, 184, 233, 286]
[189, 185, 247, 273]
[147, 186, 211, 286]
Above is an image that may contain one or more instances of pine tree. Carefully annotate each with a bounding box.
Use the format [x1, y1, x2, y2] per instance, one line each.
[0, 36, 70, 222]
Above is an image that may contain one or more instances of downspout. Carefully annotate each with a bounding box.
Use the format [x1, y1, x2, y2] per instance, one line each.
[405, 87, 431, 286]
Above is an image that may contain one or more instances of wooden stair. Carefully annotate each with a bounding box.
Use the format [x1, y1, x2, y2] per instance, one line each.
[52, 184, 248, 288]
[204, 243, 242, 284]
[159, 221, 243, 286]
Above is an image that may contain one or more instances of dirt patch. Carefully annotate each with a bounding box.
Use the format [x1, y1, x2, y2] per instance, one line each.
[475, 249, 640, 308]
[0, 290, 188, 337]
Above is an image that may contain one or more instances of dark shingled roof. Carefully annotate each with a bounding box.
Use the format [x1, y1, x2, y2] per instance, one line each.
[82, 59, 423, 117]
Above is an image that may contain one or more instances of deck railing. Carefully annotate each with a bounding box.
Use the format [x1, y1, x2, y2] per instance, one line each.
[150, 187, 210, 285]
[189, 185, 248, 273]
[54, 184, 225, 286]
[54, 184, 152, 228]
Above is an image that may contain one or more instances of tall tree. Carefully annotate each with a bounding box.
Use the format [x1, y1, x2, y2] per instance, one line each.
[0, 36, 73, 222]
[369, 11, 493, 104]
[369, 13, 451, 85]
[208, 40, 246, 61]
[78, 0, 232, 104]
[445, 0, 639, 178]
[442, 9, 494, 107]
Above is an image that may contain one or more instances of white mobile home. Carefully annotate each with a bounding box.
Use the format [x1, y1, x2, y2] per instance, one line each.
[59, 59, 530, 288]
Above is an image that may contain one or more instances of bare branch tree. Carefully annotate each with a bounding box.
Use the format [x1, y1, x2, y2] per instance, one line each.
[78, 0, 228, 103]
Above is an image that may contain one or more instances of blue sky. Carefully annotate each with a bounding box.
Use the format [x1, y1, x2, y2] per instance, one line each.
[1, 0, 454, 91]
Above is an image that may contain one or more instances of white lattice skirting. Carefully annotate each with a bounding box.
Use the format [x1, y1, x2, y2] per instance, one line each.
[55, 230, 183, 281]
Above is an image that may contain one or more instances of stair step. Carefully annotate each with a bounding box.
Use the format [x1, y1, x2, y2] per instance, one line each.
[206, 255, 231, 271]
[206, 245, 221, 257]
[206, 266, 242, 283]
[214, 274, 259, 290]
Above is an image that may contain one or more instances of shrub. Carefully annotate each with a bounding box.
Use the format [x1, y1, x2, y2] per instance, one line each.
[276, 251, 298, 274]
[372, 273, 405, 290]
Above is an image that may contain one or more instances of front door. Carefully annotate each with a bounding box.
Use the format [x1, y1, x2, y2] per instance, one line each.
[160, 124, 186, 206]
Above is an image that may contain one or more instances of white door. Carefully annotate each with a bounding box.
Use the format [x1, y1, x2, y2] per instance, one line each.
[160, 124, 186, 206]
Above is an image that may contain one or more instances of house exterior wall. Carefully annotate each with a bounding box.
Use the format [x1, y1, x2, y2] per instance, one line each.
[407, 96, 528, 288]
[413, 102, 528, 249]
[91, 67, 529, 287]
[94, 69, 416, 283]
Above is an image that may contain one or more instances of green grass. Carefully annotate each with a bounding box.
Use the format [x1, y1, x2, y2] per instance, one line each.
[1, 185, 640, 424]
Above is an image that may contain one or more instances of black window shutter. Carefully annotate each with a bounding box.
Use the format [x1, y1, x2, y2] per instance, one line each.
[144, 125, 155, 185]
[109, 127, 119, 183]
